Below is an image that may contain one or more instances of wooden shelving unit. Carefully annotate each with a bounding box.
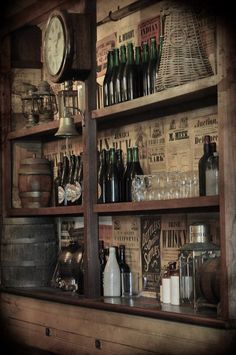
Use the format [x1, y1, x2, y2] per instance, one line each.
[1, 4, 236, 350]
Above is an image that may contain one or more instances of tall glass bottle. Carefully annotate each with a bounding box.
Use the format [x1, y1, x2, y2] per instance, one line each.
[105, 147, 119, 203]
[118, 245, 131, 297]
[54, 161, 63, 206]
[103, 50, 113, 107]
[65, 153, 76, 206]
[148, 37, 158, 94]
[206, 151, 219, 196]
[126, 146, 144, 202]
[123, 42, 137, 101]
[118, 245, 130, 273]
[99, 240, 107, 295]
[98, 149, 107, 204]
[74, 153, 83, 205]
[109, 48, 120, 105]
[123, 147, 133, 202]
[103, 246, 121, 297]
[70, 154, 80, 205]
[116, 148, 125, 202]
[59, 154, 69, 206]
[117, 44, 127, 103]
[141, 42, 149, 96]
[198, 135, 212, 196]
[135, 46, 143, 98]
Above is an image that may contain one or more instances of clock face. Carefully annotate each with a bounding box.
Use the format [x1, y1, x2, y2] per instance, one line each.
[44, 16, 66, 76]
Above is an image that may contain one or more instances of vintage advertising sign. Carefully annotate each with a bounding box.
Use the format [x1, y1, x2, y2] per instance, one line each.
[96, 33, 117, 78]
[141, 215, 161, 292]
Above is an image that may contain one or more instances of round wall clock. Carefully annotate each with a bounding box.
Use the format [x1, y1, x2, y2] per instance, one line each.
[43, 10, 91, 83]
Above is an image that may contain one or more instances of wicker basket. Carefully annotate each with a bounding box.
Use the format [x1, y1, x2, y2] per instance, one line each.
[156, 1, 213, 91]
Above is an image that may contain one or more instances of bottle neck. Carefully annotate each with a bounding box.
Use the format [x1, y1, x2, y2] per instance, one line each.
[107, 51, 113, 72]
[135, 46, 142, 65]
[120, 45, 127, 64]
[150, 37, 157, 61]
[142, 43, 149, 64]
[127, 43, 134, 64]
[113, 48, 119, 68]
[132, 146, 140, 163]
[126, 148, 133, 164]
[109, 148, 116, 165]
[119, 246, 126, 263]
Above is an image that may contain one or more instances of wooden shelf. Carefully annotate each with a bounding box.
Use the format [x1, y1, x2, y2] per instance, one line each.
[7, 114, 82, 140]
[94, 196, 219, 214]
[7, 205, 84, 217]
[92, 75, 218, 122]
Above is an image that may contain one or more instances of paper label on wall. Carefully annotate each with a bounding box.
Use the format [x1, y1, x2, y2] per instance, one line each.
[112, 216, 141, 276]
[96, 32, 117, 78]
[141, 215, 161, 292]
[161, 214, 188, 269]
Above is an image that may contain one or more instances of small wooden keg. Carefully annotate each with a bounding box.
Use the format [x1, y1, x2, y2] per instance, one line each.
[197, 257, 221, 304]
[18, 155, 52, 208]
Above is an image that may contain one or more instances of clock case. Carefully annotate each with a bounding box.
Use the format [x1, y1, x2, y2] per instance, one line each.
[44, 10, 91, 83]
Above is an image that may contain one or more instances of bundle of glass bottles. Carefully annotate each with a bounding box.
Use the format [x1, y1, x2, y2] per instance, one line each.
[54, 152, 83, 206]
[97, 146, 143, 203]
[103, 37, 162, 107]
[99, 241, 139, 297]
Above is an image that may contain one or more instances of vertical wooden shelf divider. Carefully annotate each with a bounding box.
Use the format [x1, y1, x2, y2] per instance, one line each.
[82, 0, 100, 298]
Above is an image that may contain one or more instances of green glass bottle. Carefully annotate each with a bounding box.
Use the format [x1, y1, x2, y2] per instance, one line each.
[105, 147, 119, 203]
[135, 46, 143, 98]
[148, 37, 158, 94]
[123, 42, 137, 101]
[117, 44, 127, 103]
[103, 50, 113, 107]
[109, 48, 120, 105]
[141, 42, 150, 96]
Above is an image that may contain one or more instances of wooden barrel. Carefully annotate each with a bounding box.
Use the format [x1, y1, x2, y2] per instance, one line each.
[0, 218, 57, 287]
[197, 257, 220, 304]
[18, 156, 52, 208]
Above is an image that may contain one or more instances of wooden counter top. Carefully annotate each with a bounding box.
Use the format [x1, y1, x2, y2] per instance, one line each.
[1, 286, 233, 329]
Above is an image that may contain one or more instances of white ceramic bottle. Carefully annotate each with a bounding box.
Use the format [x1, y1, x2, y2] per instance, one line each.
[103, 246, 121, 297]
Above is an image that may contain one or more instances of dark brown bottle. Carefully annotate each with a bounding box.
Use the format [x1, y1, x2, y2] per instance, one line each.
[116, 148, 125, 202]
[74, 153, 83, 205]
[125, 146, 144, 202]
[118, 245, 130, 274]
[97, 149, 107, 204]
[198, 135, 213, 196]
[117, 44, 127, 103]
[54, 161, 63, 206]
[59, 154, 69, 206]
[65, 154, 76, 206]
[70, 154, 80, 205]
[123, 147, 133, 202]
[99, 240, 107, 295]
